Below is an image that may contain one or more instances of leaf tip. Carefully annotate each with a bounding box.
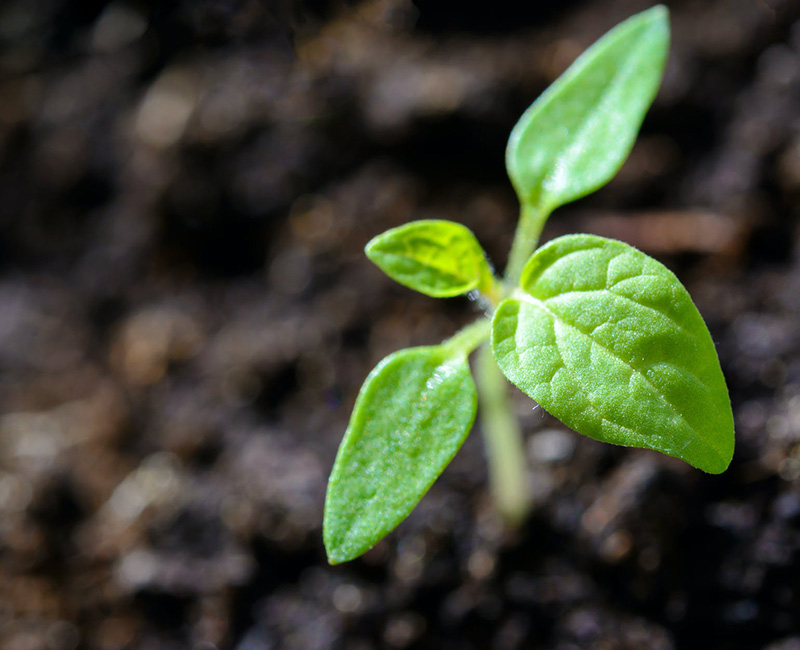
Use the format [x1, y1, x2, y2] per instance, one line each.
[640, 4, 670, 42]
[364, 234, 381, 263]
[322, 516, 358, 565]
[325, 551, 347, 566]
[323, 507, 381, 565]
[676, 418, 734, 475]
[644, 4, 669, 19]
[702, 462, 731, 476]
[695, 440, 735, 475]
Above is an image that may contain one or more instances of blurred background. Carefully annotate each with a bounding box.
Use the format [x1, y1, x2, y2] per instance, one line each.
[1, 0, 800, 648]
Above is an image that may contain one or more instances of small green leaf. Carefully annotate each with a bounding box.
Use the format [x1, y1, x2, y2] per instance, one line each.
[366, 220, 493, 298]
[324, 345, 477, 564]
[491, 234, 734, 473]
[506, 5, 669, 213]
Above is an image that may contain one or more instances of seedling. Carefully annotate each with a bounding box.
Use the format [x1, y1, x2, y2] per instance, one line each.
[324, 6, 734, 565]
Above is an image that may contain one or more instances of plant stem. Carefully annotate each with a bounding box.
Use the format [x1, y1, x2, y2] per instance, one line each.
[504, 203, 551, 286]
[475, 342, 530, 525]
[452, 201, 548, 524]
[443, 319, 490, 356]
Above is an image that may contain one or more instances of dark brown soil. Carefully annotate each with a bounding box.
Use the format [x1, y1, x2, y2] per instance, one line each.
[2, 0, 800, 648]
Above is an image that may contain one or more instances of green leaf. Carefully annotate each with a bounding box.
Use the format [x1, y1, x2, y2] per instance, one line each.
[506, 5, 669, 213]
[366, 220, 493, 298]
[324, 345, 477, 564]
[491, 234, 734, 474]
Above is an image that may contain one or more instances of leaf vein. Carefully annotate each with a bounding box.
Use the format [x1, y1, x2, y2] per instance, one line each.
[517, 293, 698, 437]
[543, 288, 697, 341]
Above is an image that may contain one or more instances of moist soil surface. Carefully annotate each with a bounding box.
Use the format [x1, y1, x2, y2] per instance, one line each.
[2, 1, 800, 648]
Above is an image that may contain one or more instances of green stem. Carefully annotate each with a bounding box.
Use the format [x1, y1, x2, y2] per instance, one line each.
[504, 203, 551, 286]
[448, 200, 546, 525]
[443, 319, 490, 357]
[475, 343, 530, 525]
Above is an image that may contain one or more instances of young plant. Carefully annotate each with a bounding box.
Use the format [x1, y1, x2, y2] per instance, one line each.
[323, 6, 735, 565]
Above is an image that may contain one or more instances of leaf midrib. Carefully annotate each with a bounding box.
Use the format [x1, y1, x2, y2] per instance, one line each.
[542, 287, 698, 342]
[381, 249, 474, 285]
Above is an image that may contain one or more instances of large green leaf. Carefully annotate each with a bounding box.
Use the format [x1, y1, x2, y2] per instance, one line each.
[506, 5, 669, 213]
[324, 345, 477, 564]
[491, 234, 734, 474]
[366, 220, 493, 298]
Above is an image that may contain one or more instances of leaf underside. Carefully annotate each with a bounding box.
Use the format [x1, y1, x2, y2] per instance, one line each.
[491, 234, 734, 474]
[365, 220, 492, 298]
[506, 5, 669, 213]
[324, 346, 477, 564]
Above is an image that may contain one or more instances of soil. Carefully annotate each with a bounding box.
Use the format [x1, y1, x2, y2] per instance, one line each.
[1, 0, 800, 648]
